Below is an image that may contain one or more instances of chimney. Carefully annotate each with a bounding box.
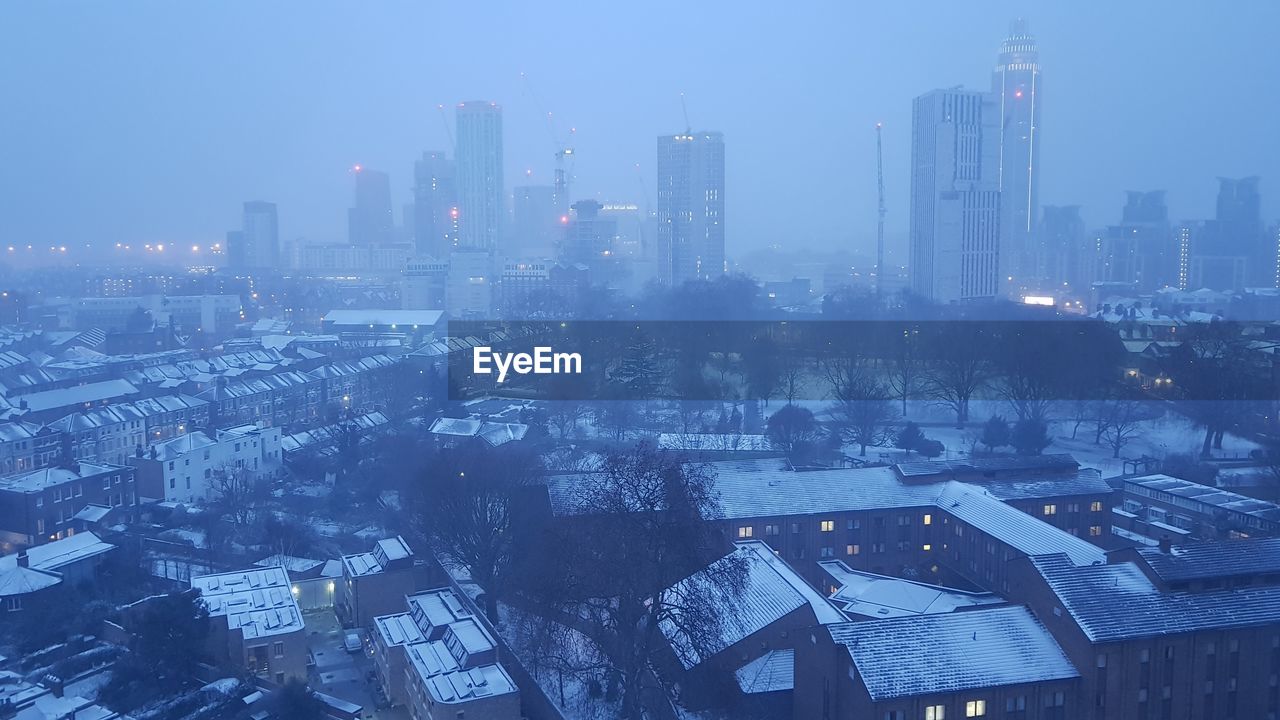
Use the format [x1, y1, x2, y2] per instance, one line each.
[1157, 536, 1172, 554]
[16, 551, 28, 568]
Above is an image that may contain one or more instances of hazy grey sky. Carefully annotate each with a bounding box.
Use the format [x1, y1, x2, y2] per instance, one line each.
[2, 1, 1277, 261]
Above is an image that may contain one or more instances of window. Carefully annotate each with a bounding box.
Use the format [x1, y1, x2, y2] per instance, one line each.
[922, 544, 932, 551]
[1089, 526, 1103, 537]
[791, 523, 801, 534]
[820, 520, 835, 532]
[964, 700, 985, 717]
[764, 524, 780, 536]
[35, 496, 42, 508]
[1044, 691, 1065, 707]
[6, 596, 22, 611]
[1043, 504, 1057, 516]
[923, 513, 932, 525]
[820, 547, 834, 558]
[925, 705, 945, 720]
[847, 544, 860, 556]
[1091, 501, 1104, 512]
[737, 526, 753, 539]
[1005, 696, 1026, 712]
[273, 641, 284, 658]
[847, 518, 860, 530]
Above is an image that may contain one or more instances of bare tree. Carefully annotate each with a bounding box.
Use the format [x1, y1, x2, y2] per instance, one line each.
[532, 444, 746, 720]
[548, 401, 588, 440]
[780, 356, 805, 404]
[920, 343, 991, 426]
[207, 463, 258, 527]
[1098, 397, 1150, 459]
[413, 440, 541, 621]
[824, 360, 896, 457]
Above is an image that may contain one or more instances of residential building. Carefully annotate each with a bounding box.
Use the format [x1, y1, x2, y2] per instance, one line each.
[657, 130, 725, 284]
[413, 151, 458, 260]
[0, 462, 135, 549]
[192, 566, 307, 684]
[128, 423, 283, 504]
[455, 101, 503, 253]
[339, 536, 430, 628]
[0, 531, 115, 613]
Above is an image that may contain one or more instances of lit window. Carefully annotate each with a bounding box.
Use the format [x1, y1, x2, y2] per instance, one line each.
[922, 544, 932, 551]
[1043, 504, 1057, 516]
[1089, 526, 1103, 537]
[737, 526, 753, 539]
[820, 520, 835, 532]
[965, 700, 986, 717]
[847, 544, 860, 556]
[925, 705, 945, 720]
[923, 514, 932, 525]
[1090, 501, 1104, 512]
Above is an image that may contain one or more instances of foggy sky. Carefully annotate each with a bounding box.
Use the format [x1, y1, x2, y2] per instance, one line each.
[2, 1, 1277, 263]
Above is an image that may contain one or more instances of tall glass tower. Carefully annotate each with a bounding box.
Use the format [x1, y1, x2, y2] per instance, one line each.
[992, 19, 1042, 293]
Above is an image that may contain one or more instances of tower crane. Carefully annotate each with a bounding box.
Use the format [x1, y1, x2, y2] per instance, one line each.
[436, 104, 454, 147]
[521, 72, 575, 213]
[875, 122, 887, 300]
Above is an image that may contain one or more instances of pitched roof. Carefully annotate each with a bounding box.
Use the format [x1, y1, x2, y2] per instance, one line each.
[658, 541, 846, 670]
[935, 484, 1107, 567]
[735, 649, 794, 694]
[1137, 538, 1280, 583]
[831, 605, 1079, 701]
[1032, 553, 1280, 642]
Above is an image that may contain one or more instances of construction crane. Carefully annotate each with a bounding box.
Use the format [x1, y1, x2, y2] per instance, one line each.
[679, 92, 692, 134]
[875, 122, 887, 300]
[436, 104, 454, 147]
[521, 72, 575, 212]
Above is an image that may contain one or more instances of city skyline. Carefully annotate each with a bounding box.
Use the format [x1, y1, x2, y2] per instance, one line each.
[3, 2, 1277, 262]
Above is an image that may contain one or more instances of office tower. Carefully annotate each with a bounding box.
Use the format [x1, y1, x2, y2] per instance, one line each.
[992, 19, 1042, 291]
[909, 89, 1001, 303]
[225, 231, 246, 269]
[402, 257, 449, 310]
[1038, 205, 1085, 291]
[656, 131, 725, 284]
[455, 101, 503, 252]
[348, 167, 394, 246]
[561, 200, 619, 282]
[511, 185, 559, 257]
[1096, 191, 1174, 291]
[412, 151, 458, 259]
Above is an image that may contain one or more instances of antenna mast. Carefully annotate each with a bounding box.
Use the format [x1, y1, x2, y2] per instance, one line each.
[875, 122, 887, 300]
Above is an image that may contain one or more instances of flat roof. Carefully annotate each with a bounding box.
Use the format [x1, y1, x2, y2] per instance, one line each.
[191, 566, 304, 640]
[819, 560, 1001, 619]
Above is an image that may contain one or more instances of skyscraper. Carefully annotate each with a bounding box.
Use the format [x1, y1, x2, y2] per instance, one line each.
[656, 131, 725, 284]
[1096, 191, 1174, 291]
[348, 167, 394, 246]
[241, 201, 279, 269]
[909, 89, 1001, 303]
[455, 101, 503, 252]
[1185, 177, 1265, 290]
[412, 151, 457, 259]
[992, 19, 1042, 291]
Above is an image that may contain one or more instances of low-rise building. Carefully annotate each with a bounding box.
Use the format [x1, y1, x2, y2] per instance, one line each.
[1115, 473, 1280, 540]
[0, 531, 115, 613]
[128, 423, 283, 504]
[795, 605, 1081, 720]
[0, 462, 135, 549]
[371, 588, 474, 707]
[191, 566, 307, 685]
[339, 536, 431, 629]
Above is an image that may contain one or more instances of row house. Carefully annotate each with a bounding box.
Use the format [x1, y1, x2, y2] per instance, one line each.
[128, 423, 284, 504]
[0, 420, 58, 474]
[196, 371, 322, 429]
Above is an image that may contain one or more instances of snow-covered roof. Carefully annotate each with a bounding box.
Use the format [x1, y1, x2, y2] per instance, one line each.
[191, 566, 304, 640]
[0, 564, 60, 597]
[341, 535, 414, 577]
[374, 612, 426, 647]
[407, 588, 473, 639]
[659, 540, 847, 670]
[1125, 474, 1280, 524]
[831, 605, 1079, 701]
[0, 463, 124, 493]
[10, 379, 139, 412]
[935, 483, 1107, 567]
[818, 560, 1001, 619]
[735, 649, 793, 694]
[428, 417, 528, 447]
[895, 454, 1079, 479]
[657, 433, 777, 453]
[423, 665, 517, 705]
[252, 554, 324, 576]
[322, 309, 444, 327]
[1032, 553, 1280, 642]
[0, 532, 113, 574]
[1136, 538, 1280, 583]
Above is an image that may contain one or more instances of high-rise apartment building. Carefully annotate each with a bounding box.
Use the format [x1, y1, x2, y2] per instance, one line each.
[412, 151, 457, 259]
[348, 167, 394, 246]
[656, 131, 725, 284]
[455, 102, 503, 252]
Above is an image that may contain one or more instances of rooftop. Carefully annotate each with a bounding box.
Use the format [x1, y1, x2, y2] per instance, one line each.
[341, 535, 414, 577]
[818, 560, 1002, 619]
[831, 605, 1079, 701]
[659, 540, 846, 670]
[322, 309, 444, 327]
[1136, 538, 1280, 583]
[936, 483, 1107, 567]
[1125, 474, 1280, 524]
[1033, 553, 1280, 641]
[0, 463, 124, 493]
[423, 665, 517, 705]
[191, 566, 304, 640]
[0, 532, 114, 573]
[895, 454, 1079, 480]
[735, 649, 793, 694]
